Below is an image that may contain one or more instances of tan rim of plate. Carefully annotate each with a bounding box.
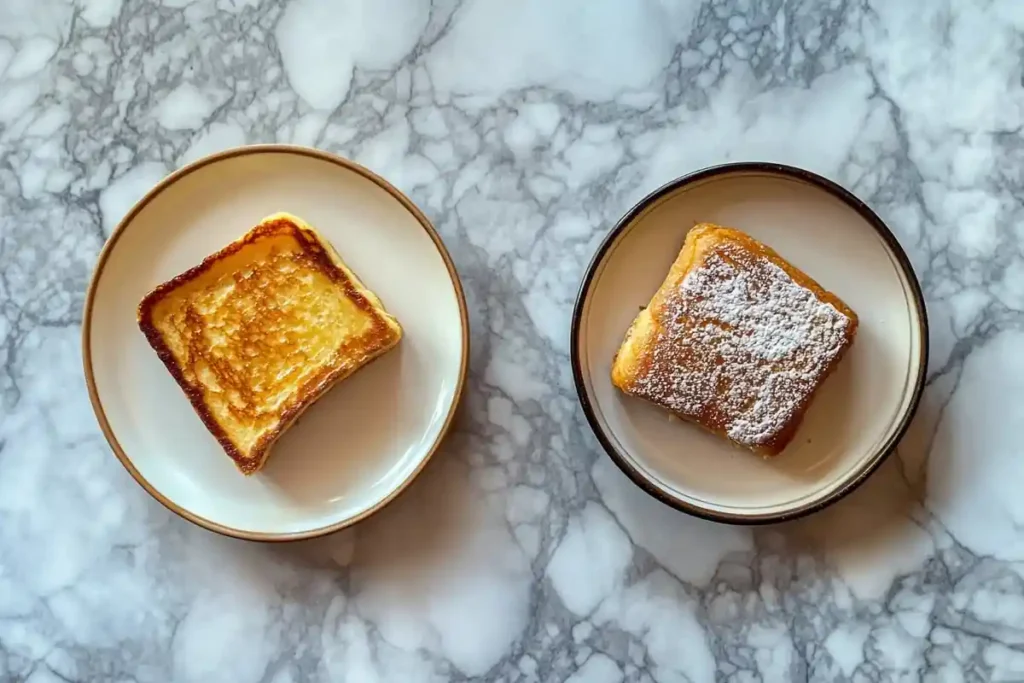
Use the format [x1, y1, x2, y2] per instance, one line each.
[81, 144, 469, 541]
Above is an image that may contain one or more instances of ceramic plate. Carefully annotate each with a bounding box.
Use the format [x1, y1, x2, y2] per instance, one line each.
[84, 145, 468, 540]
[572, 163, 928, 524]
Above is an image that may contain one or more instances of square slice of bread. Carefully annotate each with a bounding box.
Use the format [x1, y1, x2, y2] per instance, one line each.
[611, 223, 858, 456]
[137, 212, 402, 474]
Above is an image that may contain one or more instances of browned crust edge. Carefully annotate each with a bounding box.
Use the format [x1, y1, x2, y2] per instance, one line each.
[136, 216, 401, 475]
[612, 222, 859, 457]
[82, 144, 470, 542]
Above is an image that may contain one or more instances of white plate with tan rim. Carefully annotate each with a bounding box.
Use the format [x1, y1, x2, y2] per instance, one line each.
[83, 145, 468, 540]
[571, 163, 928, 524]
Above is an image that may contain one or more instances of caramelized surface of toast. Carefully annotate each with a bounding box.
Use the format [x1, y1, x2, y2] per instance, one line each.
[611, 223, 857, 456]
[138, 212, 402, 474]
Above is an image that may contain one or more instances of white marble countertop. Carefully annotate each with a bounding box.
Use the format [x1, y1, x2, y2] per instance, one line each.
[2, 1, 1023, 681]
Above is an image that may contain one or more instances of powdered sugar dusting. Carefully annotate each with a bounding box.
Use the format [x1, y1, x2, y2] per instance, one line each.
[628, 243, 853, 450]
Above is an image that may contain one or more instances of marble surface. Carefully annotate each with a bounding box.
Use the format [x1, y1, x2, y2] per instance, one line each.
[2, 0, 1024, 681]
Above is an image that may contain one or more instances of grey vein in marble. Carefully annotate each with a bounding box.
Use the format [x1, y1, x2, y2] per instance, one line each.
[3, 0, 1024, 681]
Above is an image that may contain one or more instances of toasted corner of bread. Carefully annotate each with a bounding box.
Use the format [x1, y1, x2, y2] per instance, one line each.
[138, 212, 402, 474]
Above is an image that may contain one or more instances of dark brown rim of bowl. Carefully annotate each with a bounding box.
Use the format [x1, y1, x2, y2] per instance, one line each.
[570, 161, 930, 525]
[81, 144, 470, 542]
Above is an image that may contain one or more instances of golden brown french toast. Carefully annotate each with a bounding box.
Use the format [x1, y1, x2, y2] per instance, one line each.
[611, 223, 857, 456]
[137, 212, 402, 474]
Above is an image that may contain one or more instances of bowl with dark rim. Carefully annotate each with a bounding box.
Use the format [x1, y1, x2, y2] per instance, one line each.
[571, 162, 928, 524]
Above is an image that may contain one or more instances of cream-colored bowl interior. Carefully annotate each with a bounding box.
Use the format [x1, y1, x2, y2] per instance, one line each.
[577, 170, 925, 521]
[86, 148, 465, 538]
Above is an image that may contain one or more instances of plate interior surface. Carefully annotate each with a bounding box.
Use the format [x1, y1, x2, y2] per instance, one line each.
[87, 149, 465, 537]
[578, 170, 924, 520]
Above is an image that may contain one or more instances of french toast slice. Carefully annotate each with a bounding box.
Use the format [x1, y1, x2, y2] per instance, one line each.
[137, 212, 402, 474]
[611, 223, 857, 456]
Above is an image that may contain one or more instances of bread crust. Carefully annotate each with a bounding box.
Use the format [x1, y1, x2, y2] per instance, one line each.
[611, 223, 858, 456]
[137, 212, 402, 474]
